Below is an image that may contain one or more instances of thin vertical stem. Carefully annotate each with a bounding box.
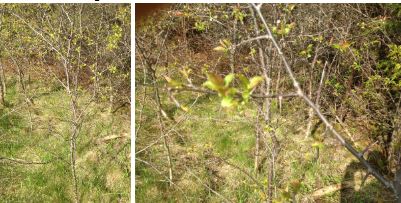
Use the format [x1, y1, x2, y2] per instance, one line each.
[252, 3, 397, 196]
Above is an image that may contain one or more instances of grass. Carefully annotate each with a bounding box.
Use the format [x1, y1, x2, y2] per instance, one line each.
[0, 76, 130, 202]
[135, 86, 393, 202]
[136, 91, 263, 202]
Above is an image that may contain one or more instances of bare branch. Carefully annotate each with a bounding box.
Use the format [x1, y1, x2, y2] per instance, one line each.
[251, 3, 397, 195]
[235, 35, 271, 48]
[168, 85, 298, 99]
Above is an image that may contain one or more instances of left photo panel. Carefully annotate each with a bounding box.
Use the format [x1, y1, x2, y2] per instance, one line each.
[0, 4, 130, 202]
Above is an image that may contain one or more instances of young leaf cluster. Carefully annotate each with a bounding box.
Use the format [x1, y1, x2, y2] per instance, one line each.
[202, 72, 264, 108]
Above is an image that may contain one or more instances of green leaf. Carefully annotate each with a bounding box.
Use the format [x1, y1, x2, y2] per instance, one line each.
[248, 76, 264, 89]
[203, 81, 218, 91]
[195, 21, 206, 32]
[242, 90, 250, 102]
[284, 27, 291, 35]
[221, 96, 235, 108]
[332, 43, 341, 50]
[224, 73, 235, 87]
[238, 74, 250, 89]
[181, 105, 189, 112]
[311, 141, 324, 149]
[221, 39, 232, 47]
[264, 125, 274, 133]
[272, 26, 278, 34]
[213, 46, 226, 52]
[249, 48, 257, 57]
[226, 87, 238, 96]
[164, 76, 182, 88]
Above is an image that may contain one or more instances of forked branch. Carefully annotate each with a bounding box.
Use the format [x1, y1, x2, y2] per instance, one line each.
[251, 3, 397, 198]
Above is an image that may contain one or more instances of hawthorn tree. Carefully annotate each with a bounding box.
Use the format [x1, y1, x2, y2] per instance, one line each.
[1, 4, 130, 201]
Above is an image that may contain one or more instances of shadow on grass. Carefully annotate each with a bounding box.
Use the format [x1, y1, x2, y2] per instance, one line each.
[340, 150, 395, 202]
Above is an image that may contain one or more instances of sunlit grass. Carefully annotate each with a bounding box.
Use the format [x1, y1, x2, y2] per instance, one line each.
[0, 79, 130, 202]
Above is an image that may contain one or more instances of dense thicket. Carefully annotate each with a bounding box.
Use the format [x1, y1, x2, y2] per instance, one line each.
[136, 4, 401, 202]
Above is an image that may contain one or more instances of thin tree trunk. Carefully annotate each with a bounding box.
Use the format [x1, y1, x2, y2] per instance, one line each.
[315, 61, 328, 108]
[268, 155, 275, 203]
[92, 44, 99, 98]
[109, 77, 114, 113]
[230, 17, 237, 74]
[306, 46, 324, 137]
[63, 18, 80, 201]
[254, 112, 261, 173]
[70, 122, 79, 203]
[70, 93, 81, 203]
[250, 7, 275, 201]
[10, 56, 33, 105]
[153, 76, 173, 185]
[306, 61, 327, 138]
[66, 64, 80, 203]
[254, 130, 260, 173]
[0, 61, 5, 106]
[0, 13, 5, 104]
[136, 40, 174, 186]
[1, 63, 6, 95]
[66, 61, 80, 203]
[64, 55, 80, 203]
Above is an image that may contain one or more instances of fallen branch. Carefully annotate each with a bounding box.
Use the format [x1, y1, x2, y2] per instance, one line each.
[310, 182, 350, 199]
[0, 156, 50, 165]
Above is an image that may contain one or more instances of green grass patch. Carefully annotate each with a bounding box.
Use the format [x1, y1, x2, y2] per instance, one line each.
[0, 78, 130, 202]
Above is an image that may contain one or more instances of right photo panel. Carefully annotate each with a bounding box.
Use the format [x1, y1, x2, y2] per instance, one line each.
[135, 3, 401, 202]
